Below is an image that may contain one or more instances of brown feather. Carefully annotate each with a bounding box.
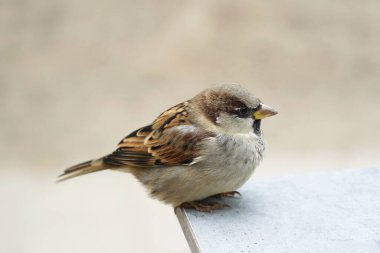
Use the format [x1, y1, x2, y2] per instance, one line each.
[104, 102, 215, 168]
[57, 158, 106, 182]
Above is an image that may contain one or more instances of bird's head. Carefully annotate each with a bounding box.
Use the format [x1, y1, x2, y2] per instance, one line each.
[192, 84, 277, 135]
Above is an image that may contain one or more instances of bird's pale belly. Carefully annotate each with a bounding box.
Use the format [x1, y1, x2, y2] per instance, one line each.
[190, 134, 265, 201]
[133, 134, 265, 206]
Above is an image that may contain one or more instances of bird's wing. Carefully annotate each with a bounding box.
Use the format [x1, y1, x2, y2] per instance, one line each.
[103, 102, 215, 168]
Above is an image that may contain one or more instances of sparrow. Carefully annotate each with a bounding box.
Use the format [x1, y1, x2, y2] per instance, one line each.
[59, 84, 277, 212]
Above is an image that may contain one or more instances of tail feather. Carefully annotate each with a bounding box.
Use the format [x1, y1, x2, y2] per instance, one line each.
[58, 158, 107, 182]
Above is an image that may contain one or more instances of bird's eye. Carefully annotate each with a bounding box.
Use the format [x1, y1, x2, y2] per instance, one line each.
[235, 107, 251, 118]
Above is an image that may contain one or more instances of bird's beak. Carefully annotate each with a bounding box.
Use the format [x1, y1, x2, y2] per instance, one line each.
[253, 103, 278, 119]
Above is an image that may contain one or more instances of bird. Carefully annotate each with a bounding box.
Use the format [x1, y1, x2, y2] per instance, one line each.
[58, 84, 277, 212]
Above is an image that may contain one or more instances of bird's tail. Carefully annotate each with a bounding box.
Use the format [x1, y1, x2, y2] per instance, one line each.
[57, 157, 107, 182]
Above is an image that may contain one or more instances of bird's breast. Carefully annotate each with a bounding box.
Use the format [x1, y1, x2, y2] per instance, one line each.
[198, 133, 266, 191]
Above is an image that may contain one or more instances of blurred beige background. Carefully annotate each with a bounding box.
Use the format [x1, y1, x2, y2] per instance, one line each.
[1, 0, 379, 252]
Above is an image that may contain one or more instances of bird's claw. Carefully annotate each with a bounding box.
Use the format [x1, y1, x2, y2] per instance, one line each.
[176, 201, 230, 213]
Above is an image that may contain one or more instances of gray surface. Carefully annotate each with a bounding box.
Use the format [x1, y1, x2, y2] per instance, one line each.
[176, 168, 380, 253]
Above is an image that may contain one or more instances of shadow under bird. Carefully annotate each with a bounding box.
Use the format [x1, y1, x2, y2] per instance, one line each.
[59, 84, 277, 212]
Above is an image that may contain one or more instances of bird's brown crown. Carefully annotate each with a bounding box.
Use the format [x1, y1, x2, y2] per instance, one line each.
[192, 84, 261, 124]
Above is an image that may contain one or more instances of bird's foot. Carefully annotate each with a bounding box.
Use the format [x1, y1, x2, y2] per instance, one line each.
[177, 200, 229, 213]
[211, 191, 241, 199]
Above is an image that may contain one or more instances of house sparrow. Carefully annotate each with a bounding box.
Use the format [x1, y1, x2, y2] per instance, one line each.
[59, 84, 277, 212]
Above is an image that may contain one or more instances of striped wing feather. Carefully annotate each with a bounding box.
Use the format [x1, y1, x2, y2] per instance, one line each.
[103, 102, 213, 168]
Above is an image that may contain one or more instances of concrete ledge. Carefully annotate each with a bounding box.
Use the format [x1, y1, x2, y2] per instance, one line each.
[176, 168, 380, 253]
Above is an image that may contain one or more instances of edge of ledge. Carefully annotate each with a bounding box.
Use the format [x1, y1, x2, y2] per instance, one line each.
[176, 207, 202, 253]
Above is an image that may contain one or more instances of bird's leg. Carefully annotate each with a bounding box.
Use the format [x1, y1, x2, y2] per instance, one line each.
[211, 191, 241, 199]
[175, 191, 241, 212]
[176, 200, 230, 213]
